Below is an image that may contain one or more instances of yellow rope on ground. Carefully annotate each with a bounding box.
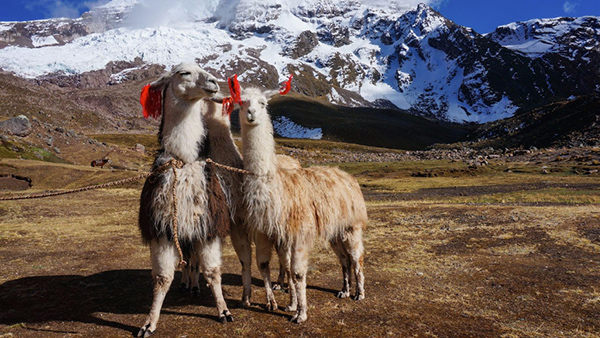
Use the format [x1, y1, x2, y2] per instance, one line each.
[0, 158, 181, 201]
[0, 157, 251, 267]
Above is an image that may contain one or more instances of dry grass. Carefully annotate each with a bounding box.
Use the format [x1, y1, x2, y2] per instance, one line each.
[0, 141, 599, 338]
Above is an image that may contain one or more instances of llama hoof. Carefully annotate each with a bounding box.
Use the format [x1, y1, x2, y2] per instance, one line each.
[264, 300, 278, 312]
[336, 290, 350, 299]
[284, 305, 297, 312]
[236, 300, 251, 308]
[290, 314, 307, 324]
[137, 324, 155, 337]
[191, 286, 200, 297]
[273, 283, 287, 292]
[352, 293, 365, 301]
[219, 310, 234, 324]
[178, 283, 189, 293]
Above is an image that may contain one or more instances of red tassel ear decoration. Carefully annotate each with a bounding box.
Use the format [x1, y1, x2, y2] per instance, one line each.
[228, 74, 242, 104]
[279, 74, 293, 95]
[222, 97, 234, 118]
[140, 84, 162, 119]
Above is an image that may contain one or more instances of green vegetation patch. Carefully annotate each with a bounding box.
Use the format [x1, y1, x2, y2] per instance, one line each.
[89, 133, 159, 151]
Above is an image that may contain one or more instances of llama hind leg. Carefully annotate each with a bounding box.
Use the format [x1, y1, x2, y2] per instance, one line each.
[290, 245, 310, 323]
[255, 233, 278, 311]
[345, 226, 365, 300]
[230, 224, 252, 307]
[276, 245, 297, 312]
[330, 238, 352, 299]
[138, 237, 178, 338]
[273, 259, 286, 291]
[188, 254, 201, 297]
[198, 238, 233, 323]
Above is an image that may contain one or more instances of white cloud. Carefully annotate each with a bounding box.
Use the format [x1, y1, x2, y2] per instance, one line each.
[563, 1, 578, 14]
[125, 0, 218, 28]
[84, 0, 112, 10]
[361, 0, 444, 9]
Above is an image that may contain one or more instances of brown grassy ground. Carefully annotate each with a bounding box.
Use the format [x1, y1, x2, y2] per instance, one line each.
[0, 140, 599, 338]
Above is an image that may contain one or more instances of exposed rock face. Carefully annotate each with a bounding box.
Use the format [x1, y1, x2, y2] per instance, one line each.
[289, 31, 319, 59]
[0, 115, 32, 137]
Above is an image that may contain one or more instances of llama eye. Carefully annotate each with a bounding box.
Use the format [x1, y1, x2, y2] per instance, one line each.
[179, 72, 191, 76]
[260, 101, 266, 107]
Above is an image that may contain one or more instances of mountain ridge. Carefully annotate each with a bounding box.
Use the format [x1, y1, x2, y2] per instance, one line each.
[0, 0, 598, 123]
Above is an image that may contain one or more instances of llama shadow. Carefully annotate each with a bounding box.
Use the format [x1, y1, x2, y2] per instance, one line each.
[0, 270, 338, 333]
[0, 270, 238, 333]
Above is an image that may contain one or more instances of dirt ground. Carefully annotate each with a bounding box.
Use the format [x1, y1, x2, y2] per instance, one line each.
[0, 153, 599, 337]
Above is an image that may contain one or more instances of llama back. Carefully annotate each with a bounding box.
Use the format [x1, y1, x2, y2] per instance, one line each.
[243, 164, 367, 245]
[285, 166, 367, 239]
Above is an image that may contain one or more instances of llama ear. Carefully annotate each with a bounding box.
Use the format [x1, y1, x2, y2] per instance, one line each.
[140, 84, 162, 119]
[264, 89, 280, 99]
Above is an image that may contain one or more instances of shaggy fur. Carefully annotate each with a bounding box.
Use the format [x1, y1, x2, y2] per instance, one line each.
[137, 63, 232, 338]
[239, 87, 368, 323]
[202, 99, 299, 305]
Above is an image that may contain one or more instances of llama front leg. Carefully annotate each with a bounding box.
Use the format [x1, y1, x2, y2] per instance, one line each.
[230, 223, 253, 307]
[198, 238, 233, 323]
[254, 232, 278, 311]
[290, 245, 310, 323]
[138, 237, 178, 337]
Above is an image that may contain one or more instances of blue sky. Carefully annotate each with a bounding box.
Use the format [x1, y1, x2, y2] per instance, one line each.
[0, 0, 598, 33]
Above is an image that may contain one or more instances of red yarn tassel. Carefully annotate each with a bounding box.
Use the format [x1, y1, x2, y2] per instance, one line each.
[140, 84, 162, 119]
[279, 74, 293, 95]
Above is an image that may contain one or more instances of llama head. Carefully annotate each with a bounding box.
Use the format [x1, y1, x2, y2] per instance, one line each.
[141, 62, 219, 119]
[239, 87, 274, 127]
[230, 75, 293, 127]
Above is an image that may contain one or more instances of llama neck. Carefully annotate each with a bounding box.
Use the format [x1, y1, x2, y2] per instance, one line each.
[161, 90, 206, 164]
[241, 120, 277, 177]
[204, 102, 242, 167]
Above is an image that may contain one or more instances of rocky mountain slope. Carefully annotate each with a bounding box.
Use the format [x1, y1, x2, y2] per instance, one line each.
[0, 0, 598, 123]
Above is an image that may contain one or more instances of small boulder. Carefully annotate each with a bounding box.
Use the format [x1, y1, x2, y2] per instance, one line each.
[0, 115, 32, 137]
[135, 143, 146, 154]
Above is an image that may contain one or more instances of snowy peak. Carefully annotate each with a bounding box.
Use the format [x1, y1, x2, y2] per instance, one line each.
[0, 0, 598, 124]
[489, 16, 600, 58]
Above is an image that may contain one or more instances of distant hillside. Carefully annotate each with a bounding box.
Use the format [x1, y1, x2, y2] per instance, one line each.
[460, 95, 600, 149]
[267, 95, 473, 150]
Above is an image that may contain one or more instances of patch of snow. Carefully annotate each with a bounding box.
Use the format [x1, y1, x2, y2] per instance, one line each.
[31, 35, 59, 47]
[273, 116, 322, 139]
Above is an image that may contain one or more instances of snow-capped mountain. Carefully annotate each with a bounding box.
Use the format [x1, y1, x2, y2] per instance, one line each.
[0, 0, 598, 123]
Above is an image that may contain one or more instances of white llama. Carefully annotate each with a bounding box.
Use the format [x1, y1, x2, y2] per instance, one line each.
[203, 95, 299, 306]
[137, 63, 233, 337]
[235, 81, 368, 323]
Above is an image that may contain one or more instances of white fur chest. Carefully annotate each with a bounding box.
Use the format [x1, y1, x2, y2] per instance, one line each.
[162, 101, 206, 164]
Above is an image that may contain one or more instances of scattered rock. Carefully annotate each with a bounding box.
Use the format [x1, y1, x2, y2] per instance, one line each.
[0, 115, 32, 137]
[135, 143, 146, 155]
